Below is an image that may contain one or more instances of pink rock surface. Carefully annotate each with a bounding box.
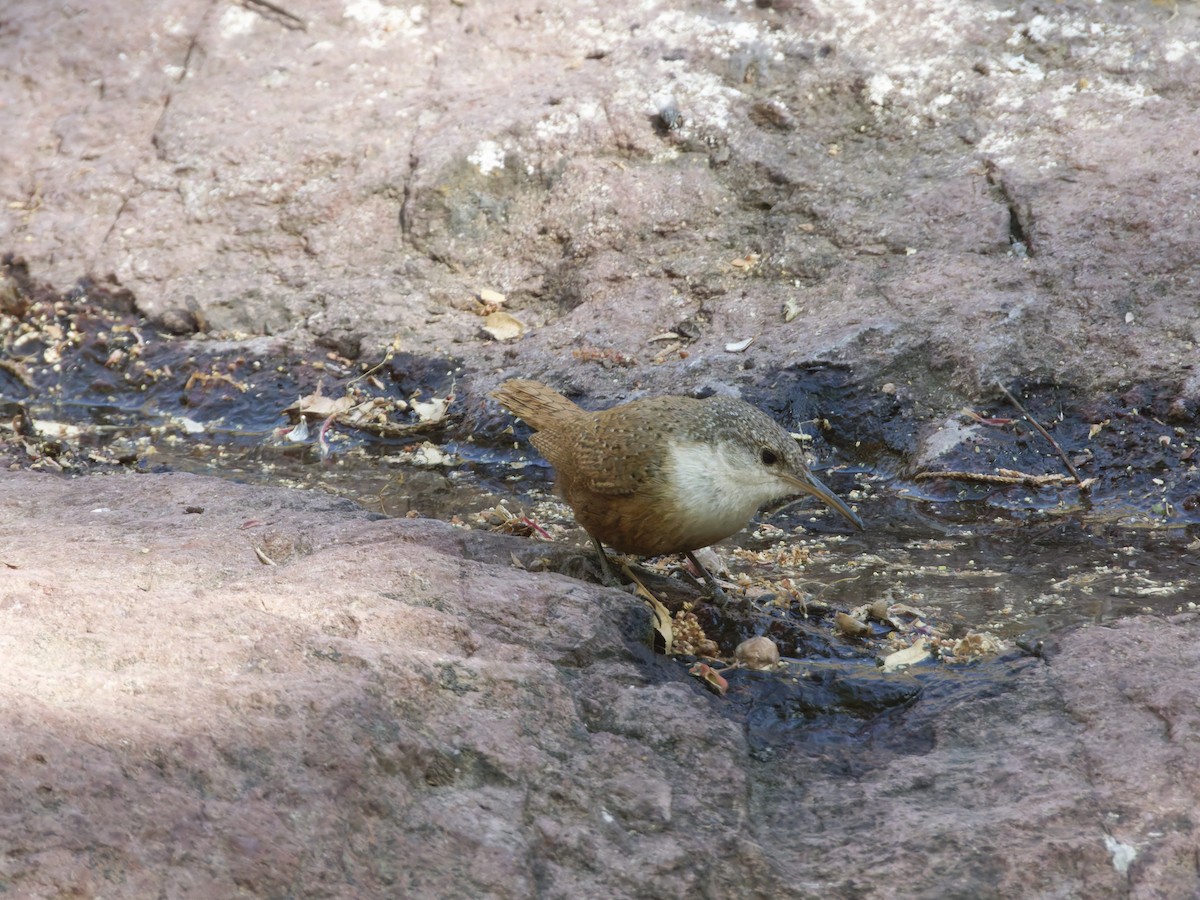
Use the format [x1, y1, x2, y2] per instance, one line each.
[1, 469, 1197, 896]
[3, 0, 1199, 404]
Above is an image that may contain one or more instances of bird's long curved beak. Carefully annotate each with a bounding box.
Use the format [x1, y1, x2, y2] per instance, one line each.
[781, 471, 865, 530]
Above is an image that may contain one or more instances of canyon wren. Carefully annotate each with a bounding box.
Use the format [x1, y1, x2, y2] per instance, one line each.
[491, 379, 863, 585]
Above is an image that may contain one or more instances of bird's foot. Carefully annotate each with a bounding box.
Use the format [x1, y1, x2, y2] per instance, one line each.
[685, 550, 733, 606]
[588, 535, 621, 587]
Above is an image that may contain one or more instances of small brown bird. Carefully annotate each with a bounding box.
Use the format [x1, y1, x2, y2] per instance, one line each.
[491, 379, 863, 589]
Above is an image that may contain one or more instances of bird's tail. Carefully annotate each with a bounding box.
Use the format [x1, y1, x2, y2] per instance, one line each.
[490, 379, 584, 432]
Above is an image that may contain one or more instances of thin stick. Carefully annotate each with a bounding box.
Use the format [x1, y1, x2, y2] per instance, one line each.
[995, 381, 1084, 484]
[241, 0, 306, 30]
[913, 469, 1072, 488]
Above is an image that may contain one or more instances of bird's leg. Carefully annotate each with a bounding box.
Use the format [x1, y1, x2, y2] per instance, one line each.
[684, 550, 731, 605]
[588, 534, 619, 587]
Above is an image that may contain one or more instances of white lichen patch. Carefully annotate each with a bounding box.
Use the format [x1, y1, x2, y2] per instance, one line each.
[533, 100, 604, 144]
[219, 4, 257, 39]
[467, 140, 506, 176]
[646, 10, 787, 61]
[865, 73, 895, 107]
[343, 0, 426, 49]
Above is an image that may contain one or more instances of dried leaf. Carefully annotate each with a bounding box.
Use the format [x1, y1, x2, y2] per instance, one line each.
[32, 420, 83, 440]
[286, 392, 355, 418]
[730, 253, 760, 270]
[283, 418, 310, 443]
[410, 442, 453, 467]
[477, 288, 507, 315]
[411, 396, 452, 423]
[835, 612, 871, 637]
[478, 288, 506, 305]
[623, 563, 673, 655]
[572, 347, 637, 367]
[724, 337, 754, 353]
[482, 311, 526, 342]
[951, 632, 1000, 659]
[880, 638, 929, 672]
[689, 662, 729, 696]
[867, 599, 891, 622]
[648, 595, 674, 656]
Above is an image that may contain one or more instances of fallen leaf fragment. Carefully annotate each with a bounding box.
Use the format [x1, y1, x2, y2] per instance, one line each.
[888, 603, 928, 620]
[724, 337, 754, 353]
[572, 346, 637, 367]
[482, 311, 526, 342]
[836, 612, 871, 637]
[286, 392, 355, 419]
[410, 442, 453, 466]
[622, 563, 673, 655]
[949, 632, 1003, 659]
[476, 288, 506, 314]
[478, 288, 505, 305]
[283, 418, 310, 443]
[411, 395, 452, 423]
[880, 638, 930, 672]
[31, 420, 82, 440]
[689, 662, 729, 696]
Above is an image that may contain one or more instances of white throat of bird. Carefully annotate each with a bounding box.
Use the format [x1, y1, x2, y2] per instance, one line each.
[666, 440, 795, 531]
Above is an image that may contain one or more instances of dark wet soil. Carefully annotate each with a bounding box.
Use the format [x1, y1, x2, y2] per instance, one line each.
[4, 265, 1199, 739]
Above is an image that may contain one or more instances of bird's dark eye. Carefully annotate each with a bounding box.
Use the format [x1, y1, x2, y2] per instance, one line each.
[760, 448, 779, 465]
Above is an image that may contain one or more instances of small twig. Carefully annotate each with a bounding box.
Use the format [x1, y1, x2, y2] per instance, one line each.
[995, 381, 1084, 484]
[0, 358, 33, 389]
[318, 410, 337, 459]
[520, 517, 553, 541]
[346, 343, 397, 388]
[240, 0, 307, 30]
[914, 469, 1073, 489]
